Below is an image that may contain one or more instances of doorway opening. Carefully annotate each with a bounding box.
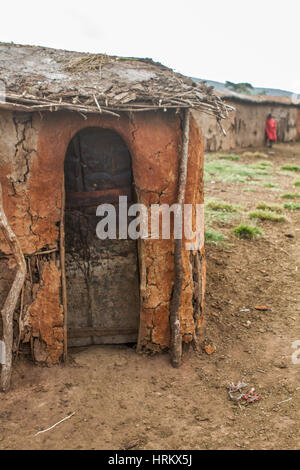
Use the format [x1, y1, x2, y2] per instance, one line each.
[64, 127, 140, 347]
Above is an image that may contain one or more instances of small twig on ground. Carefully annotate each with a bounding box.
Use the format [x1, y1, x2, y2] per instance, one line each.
[34, 412, 75, 436]
[277, 398, 292, 405]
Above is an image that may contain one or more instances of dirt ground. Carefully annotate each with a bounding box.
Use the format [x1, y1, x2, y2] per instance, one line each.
[0, 143, 299, 450]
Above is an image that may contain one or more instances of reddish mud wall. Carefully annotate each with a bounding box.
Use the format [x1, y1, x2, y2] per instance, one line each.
[0, 108, 204, 362]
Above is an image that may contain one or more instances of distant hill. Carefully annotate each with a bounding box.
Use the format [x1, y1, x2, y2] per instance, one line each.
[192, 78, 300, 100]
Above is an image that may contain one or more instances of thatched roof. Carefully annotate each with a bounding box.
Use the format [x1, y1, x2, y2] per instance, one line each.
[193, 78, 300, 106]
[0, 43, 232, 121]
[218, 89, 300, 107]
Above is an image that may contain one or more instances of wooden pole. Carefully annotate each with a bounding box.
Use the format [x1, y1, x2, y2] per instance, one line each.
[170, 109, 190, 368]
[60, 174, 68, 362]
[0, 182, 26, 392]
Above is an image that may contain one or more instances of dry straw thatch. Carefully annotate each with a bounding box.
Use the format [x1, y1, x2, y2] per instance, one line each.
[0, 43, 233, 123]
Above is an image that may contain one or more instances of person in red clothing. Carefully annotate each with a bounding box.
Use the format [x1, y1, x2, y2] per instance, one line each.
[265, 113, 277, 148]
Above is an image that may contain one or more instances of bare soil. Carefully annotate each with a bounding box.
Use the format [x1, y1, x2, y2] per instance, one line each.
[0, 143, 299, 450]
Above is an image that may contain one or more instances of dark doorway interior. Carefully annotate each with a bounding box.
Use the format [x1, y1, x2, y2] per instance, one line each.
[64, 128, 140, 346]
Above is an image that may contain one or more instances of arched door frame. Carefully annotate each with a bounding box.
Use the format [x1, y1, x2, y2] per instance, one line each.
[62, 125, 141, 354]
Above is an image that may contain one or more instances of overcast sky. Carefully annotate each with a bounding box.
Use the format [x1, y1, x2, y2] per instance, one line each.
[1, 0, 299, 93]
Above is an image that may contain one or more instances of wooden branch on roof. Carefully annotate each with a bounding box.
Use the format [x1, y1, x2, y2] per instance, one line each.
[2, 84, 233, 120]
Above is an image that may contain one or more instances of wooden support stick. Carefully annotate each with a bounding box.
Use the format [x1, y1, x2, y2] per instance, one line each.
[31, 248, 58, 256]
[0, 182, 26, 392]
[16, 284, 25, 358]
[169, 109, 190, 368]
[60, 174, 68, 362]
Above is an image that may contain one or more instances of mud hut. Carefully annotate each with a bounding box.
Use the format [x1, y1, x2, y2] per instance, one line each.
[194, 89, 300, 152]
[0, 43, 230, 389]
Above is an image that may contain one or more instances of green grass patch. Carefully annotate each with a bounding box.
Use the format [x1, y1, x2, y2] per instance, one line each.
[204, 159, 272, 184]
[280, 165, 300, 172]
[256, 202, 283, 213]
[294, 181, 300, 187]
[205, 153, 240, 161]
[263, 182, 279, 188]
[249, 210, 286, 222]
[250, 161, 273, 170]
[206, 199, 240, 212]
[217, 154, 240, 161]
[280, 193, 300, 199]
[205, 229, 226, 245]
[242, 151, 268, 158]
[283, 203, 300, 211]
[243, 188, 256, 192]
[205, 199, 242, 227]
[233, 224, 263, 239]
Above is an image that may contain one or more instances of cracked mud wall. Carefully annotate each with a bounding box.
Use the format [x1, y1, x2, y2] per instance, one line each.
[0, 109, 63, 363]
[194, 101, 298, 152]
[0, 108, 205, 361]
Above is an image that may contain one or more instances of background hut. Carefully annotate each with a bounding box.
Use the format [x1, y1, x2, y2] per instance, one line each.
[193, 88, 300, 152]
